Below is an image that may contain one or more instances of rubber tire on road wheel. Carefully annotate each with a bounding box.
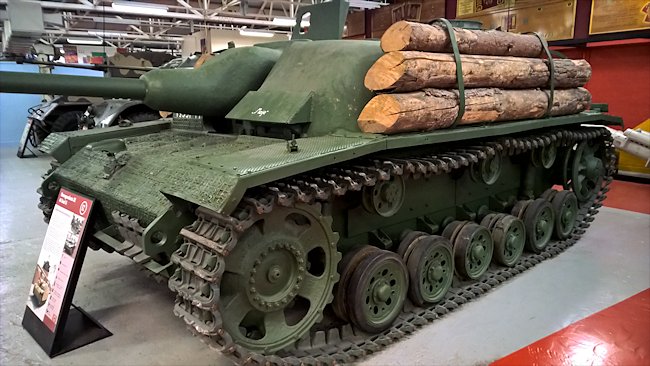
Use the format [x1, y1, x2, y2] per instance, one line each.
[453, 223, 493, 280]
[523, 198, 555, 253]
[347, 250, 408, 334]
[51, 111, 83, 132]
[333, 245, 379, 322]
[406, 236, 454, 306]
[551, 190, 579, 240]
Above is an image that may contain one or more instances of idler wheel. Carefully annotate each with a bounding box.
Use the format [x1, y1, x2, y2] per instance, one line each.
[362, 175, 406, 217]
[453, 223, 494, 280]
[571, 141, 605, 202]
[491, 215, 526, 267]
[551, 190, 579, 239]
[219, 203, 340, 353]
[523, 198, 555, 253]
[346, 249, 409, 333]
[403, 235, 454, 306]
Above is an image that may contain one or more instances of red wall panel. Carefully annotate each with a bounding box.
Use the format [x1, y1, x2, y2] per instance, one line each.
[553, 40, 650, 129]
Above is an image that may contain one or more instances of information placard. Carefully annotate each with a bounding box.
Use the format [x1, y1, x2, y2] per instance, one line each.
[23, 188, 111, 357]
[456, 0, 576, 41]
[590, 0, 650, 35]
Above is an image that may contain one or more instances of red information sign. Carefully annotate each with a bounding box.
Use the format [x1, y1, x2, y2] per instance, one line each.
[26, 188, 93, 331]
[23, 187, 110, 357]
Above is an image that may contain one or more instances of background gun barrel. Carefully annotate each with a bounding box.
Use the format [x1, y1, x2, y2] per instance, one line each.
[0, 71, 146, 100]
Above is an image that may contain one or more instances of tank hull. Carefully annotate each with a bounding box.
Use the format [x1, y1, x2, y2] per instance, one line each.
[38, 112, 619, 275]
[41, 111, 620, 221]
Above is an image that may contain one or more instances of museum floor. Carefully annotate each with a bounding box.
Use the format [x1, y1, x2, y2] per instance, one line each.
[1, 146, 648, 366]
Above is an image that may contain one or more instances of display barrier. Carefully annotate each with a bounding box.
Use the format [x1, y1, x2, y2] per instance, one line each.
[22, 188, 111, 357]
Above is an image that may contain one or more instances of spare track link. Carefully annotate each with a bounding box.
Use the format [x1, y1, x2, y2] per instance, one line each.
[169, 127, 615, 365]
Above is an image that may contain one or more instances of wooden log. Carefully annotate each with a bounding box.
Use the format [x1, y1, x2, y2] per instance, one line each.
[357, 87, 591, 134]
[365, 51, 592, 92]
[381, 21, 543, 57]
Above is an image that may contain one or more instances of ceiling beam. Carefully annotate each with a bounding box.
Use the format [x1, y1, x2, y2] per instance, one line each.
[0, 0, 279, 27]
[46, 29, 184, 42]
[65, 15, 149, 26]
[115, 15, 150, 36]
[153, 20, 184, 36]
[177, 0, 203, 16]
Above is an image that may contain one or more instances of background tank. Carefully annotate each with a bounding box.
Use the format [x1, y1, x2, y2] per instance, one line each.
[0, 1, 624, 363]
[17, 96, 159, 157]
[15, 53, 221, 158]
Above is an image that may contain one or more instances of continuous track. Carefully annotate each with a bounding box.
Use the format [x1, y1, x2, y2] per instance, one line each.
[170, 127, 613, 365]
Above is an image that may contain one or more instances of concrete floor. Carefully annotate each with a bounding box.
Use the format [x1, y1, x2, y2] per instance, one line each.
[1, 146, 649, 365]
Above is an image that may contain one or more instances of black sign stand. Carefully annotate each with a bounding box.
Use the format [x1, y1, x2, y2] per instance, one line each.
[17, 120, 38, 158]
[22, 190, 112, 357]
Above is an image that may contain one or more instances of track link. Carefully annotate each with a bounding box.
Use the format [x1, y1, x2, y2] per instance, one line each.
[171, 127, 614, 365]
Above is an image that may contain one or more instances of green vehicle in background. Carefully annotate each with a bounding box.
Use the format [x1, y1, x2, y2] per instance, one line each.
[0, 0, 621, 364]
[16, 54, 205, 158]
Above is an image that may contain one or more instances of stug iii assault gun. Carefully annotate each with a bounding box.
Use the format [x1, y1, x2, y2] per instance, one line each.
[0, 1, 622, 363]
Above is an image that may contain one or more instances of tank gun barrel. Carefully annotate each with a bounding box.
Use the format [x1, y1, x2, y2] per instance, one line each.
[0, 71, 146, 100]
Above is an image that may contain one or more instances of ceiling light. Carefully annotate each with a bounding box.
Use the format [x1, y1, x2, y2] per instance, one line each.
[272, 17, 295, 26]
[272, 17, 310, 27]
[66, 37, 103, 45]
[239, 29, 274, 38]
[112, 1, 169, 15]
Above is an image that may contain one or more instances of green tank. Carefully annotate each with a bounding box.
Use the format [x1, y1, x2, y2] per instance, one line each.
[0, 1, 622, 363]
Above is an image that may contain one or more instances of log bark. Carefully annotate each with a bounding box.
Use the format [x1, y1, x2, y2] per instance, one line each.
[381, 21, 543, 57]
[365, 51, 592, 92]
[358, 87, 591, 134]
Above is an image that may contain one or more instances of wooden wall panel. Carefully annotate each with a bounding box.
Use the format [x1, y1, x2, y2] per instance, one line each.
[371, 6, 394, 34]
[345, 11, 366, 37]
[345, 0, 446, 39]
[415, 0, 446, 22]
[457, 0, 576, 41]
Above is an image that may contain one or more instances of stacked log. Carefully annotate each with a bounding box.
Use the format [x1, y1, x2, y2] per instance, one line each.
[365, 52, 591, 92]
[380, 21, 544, 56]
[358, 21, 593, 134]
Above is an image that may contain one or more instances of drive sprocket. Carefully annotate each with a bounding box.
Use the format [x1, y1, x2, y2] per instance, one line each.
[220, 203, 341, 353]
